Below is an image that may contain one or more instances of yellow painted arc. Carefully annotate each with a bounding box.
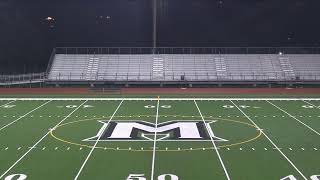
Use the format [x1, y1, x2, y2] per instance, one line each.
[49, 115, 261, 152]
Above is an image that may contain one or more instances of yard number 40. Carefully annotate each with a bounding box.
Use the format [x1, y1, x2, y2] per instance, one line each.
[127, 174, 178, 180]
[281, 175, 320, 180]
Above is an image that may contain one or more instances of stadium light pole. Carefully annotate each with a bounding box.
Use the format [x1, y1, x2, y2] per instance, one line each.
[153, 0, 157, 53]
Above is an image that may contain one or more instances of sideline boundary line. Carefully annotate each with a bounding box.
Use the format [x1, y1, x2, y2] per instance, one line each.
[194, 100, 231, 180]
[267, 100, 320, 136]
[0, 100, 51, 132]
[0, 98, 319, 101]
[150, 97, 160, 180]
[0, 100, 88, 179]
[74, 100, 124, 180]
[230, 100, 308, 180]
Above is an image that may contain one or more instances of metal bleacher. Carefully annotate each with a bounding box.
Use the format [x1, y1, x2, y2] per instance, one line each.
[47, 47, 320, 84]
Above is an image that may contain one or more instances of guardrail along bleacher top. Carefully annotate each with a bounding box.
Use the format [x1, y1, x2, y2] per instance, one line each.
[46, 47, 320, 83]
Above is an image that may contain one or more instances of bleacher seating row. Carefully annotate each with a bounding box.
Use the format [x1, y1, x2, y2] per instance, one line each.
[47, 54, 320, 81]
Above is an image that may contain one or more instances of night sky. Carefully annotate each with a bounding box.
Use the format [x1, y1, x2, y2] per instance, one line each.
[0, 0, 320, 73]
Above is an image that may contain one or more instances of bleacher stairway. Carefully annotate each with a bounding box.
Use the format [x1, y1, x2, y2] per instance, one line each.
[279, 56, 296, 80]
[152, 56, 164, 80]
[215, 57, 227, 80]
[86, 57, 99, 80]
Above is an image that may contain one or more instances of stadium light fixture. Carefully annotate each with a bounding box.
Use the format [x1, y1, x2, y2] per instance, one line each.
[45, 17, 55, 21]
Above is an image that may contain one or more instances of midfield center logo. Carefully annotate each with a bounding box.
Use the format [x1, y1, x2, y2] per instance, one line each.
[84, 120, 228, 142]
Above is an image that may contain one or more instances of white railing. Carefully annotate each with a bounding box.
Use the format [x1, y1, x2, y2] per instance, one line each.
[0, 72, 46, 85]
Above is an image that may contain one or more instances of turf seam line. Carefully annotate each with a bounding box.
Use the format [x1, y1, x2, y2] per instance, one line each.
[0, 100, 52, 132]
[151, 98, 160, 180]
[194, 100, 231, 180]
[0, 100, 88, 179]
[267, 100, 320, 136]
[73, 100, 124, 180]
[230, 100, 308, 180]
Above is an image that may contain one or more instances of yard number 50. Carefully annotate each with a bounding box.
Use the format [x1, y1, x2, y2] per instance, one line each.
[127, 174, 178, 180]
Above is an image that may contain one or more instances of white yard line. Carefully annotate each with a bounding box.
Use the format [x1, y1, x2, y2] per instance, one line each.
[230, 100, 308, 180]
[194, 100, 231, 180]
[74, 100, 124, 180]
[0, 100, 52, 132]
[151, 98, 160, 180]
[267, 100, 320, 136]
[0, 100, 16, 108]
[0, 100, 88, 179]
[0, 98, 320, 101]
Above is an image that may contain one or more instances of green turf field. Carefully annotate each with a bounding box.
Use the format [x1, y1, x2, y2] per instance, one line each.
[0, 97, 319, 180]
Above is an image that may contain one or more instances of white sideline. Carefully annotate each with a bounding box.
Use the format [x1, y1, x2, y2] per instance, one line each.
[0, 100, 51, 132]
[0, 100, 16, 108]
[74, 100, 124, 180]
[267, 100, 320, 136]
[230, 100, 308, 180]
[150, 98, 160, 180]
[194, 100, 231, 180]
[0, 98, 319, 101]
[0, 100, 88, 179]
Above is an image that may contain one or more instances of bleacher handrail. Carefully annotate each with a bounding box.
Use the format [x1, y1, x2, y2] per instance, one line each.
[54, 47, 320, 55]
[0, 72, 46, 84]
[46, 48, 57, 75]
